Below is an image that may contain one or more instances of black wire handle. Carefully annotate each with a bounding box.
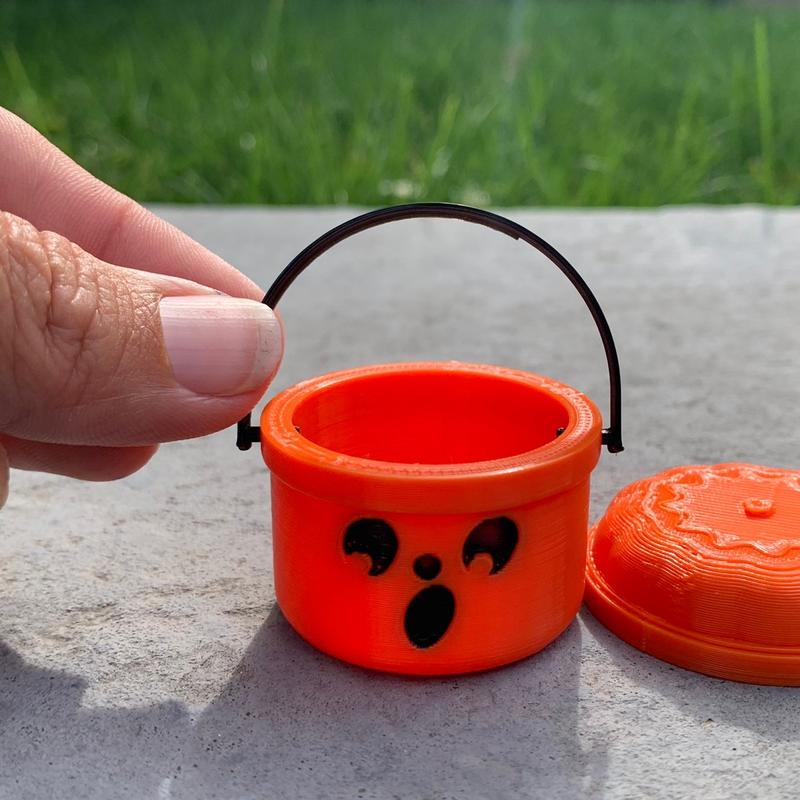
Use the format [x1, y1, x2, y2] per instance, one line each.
[237, 202, 623, 453]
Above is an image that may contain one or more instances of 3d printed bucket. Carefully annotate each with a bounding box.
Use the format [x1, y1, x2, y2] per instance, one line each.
[236, 204, 623, 675]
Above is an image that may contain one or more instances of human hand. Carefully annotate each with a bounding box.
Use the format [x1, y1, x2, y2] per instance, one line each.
[0, 108, 283, 508]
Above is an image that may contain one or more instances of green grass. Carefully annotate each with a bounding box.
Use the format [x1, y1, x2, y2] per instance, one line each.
[1, 0, 799, 206]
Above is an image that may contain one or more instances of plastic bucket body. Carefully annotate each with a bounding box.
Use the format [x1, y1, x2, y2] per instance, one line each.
[240, 204, 624, 673]
[261, 361, 603, 675]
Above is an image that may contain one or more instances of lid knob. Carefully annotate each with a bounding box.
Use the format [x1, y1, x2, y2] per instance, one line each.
[743, 497, 775, 518]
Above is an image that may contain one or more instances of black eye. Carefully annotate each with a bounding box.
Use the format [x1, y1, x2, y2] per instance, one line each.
[343, 519, 398, 576]
[462, 517, 518, 575]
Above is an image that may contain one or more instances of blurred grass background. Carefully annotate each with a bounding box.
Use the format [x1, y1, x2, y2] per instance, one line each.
[1, 0, 798, 206]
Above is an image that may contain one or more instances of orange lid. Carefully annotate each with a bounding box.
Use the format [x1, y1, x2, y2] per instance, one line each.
[586, 463, 800, 685]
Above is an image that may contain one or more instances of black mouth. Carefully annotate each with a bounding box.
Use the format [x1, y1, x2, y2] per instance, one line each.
[404, 585, 455, 648]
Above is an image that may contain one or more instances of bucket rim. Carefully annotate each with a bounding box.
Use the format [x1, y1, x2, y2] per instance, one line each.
[260, 361, 602, 513]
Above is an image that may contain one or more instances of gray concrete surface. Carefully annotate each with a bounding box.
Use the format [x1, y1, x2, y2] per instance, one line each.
[2, 206, 800, 800]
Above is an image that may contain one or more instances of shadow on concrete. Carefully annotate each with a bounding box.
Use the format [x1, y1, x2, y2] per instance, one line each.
[171, 607, 606, 800]
[581, 609, 800, 743]
[0, 640, 189, 799]
[0, 611, 606, 799]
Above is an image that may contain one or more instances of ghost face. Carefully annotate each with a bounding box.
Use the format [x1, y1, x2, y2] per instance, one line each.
[344, 516, 518, 648]
[271, 475, 591, 675]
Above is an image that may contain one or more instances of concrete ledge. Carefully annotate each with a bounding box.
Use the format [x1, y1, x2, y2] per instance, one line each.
[2, 207, 799, 799]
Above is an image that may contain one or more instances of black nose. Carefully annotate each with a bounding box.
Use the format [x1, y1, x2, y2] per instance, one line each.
[413, 554, 441, 580]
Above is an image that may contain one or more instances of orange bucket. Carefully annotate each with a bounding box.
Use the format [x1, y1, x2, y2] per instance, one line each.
[236, 204, 624, 675]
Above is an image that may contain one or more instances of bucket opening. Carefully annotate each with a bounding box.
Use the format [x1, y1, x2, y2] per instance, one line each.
[290, 369, 571, 465]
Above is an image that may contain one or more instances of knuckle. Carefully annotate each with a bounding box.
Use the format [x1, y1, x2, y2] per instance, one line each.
[0, 212, 130, 425]
[0, 212, 52, 418]
[38, 230, 103, 368]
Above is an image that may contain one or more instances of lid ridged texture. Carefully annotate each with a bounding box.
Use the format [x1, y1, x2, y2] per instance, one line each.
[586, 463, 800, 685]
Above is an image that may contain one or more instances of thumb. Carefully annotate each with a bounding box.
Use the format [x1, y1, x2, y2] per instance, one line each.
[0, 212, 283, 446]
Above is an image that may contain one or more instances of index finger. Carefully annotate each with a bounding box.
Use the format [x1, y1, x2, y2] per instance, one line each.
[0, 107, 261, 299]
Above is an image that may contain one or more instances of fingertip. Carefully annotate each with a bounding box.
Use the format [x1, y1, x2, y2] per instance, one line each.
[2, 438, 159, 482]
[81, 444, 160, 481]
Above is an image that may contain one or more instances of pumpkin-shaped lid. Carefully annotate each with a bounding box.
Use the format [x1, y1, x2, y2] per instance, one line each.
[586, 463, 800, 685]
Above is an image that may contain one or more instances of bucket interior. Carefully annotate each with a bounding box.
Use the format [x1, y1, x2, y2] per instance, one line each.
[291, 369, 570, 465]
